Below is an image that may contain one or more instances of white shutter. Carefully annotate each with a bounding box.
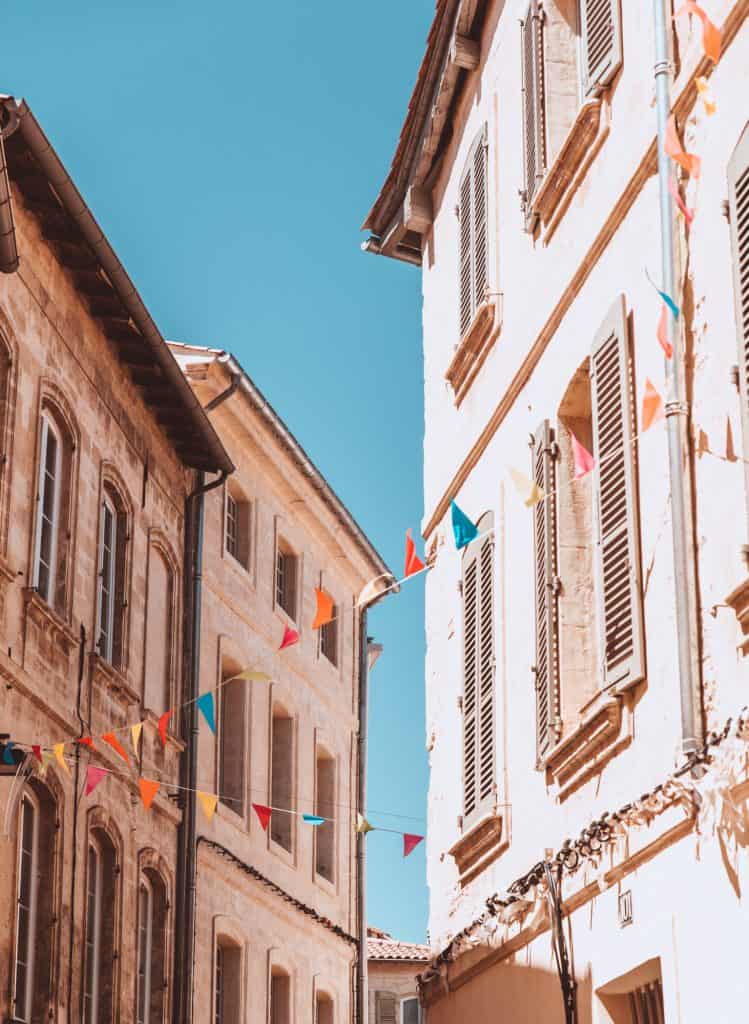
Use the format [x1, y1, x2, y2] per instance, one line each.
[520, 0, 546, 229]
[458, 127, 489, 336]
[532, 421, 560, 765]
[580, 0, 623, 97]
[590, 296, 645, 690]
[728, 124, 749, 534]
[375, 992, 397, 1024]
[461, 547, 479, 817]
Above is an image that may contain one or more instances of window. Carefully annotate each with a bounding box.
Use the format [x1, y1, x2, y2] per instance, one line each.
[320, 606, 338, 667]
[520, 0, 546, 229]
[401, 998, 422, 1024]
[225, 490, 251, 569]
[461, 511, 495, 823]
[137, 870, 167, 1024]
[219, 662, 246, 815]
[375, 992, 397, 1024]
[458, 126, 489, 336]
[579, 0, 623, 98]
[728, 123, 749, 534]
[316, 992, 334, 1024]
[215, 939, 241, 1023]
[270, 968, 290, 1024]
[11, 783, 56, 1024]
[314, 749, 335, 882]
[83, 830, 117, 1023]
[597, 959, 665, 1023]
[270, 708, 294, 852]
[275, 543, 298, 620]
[96, 486, 128, 666]
[137, 881, 153, 1024]
[33, 411, 62, 605]
[144, 545, 175, 713]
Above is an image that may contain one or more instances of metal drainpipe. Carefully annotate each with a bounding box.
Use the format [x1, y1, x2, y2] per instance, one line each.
[653, 0, 700, 758]
[356, 609, 369, 1024]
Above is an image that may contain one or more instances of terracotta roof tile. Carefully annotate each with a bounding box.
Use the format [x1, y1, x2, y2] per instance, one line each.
[368, 936, 431, 962]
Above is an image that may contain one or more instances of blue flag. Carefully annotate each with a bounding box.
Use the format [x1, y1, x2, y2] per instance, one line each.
[302, 814, 326, 826]
[2, 740, 16, 765]
[451, 500, 479, 550]
[197, 692, 216, 734]
[657, 288, 680, 320]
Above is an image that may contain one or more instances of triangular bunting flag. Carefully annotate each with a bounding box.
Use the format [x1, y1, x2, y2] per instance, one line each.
[367, 642, 384, 673]
[197, 692, 216, 733]
[53, 742, 70, 776]
[695, 76, 717, 116]
[675, 2, 721, 63]
[131, 723, 143, 756]
[726, 416, 738, 463]
[138, 778, 160, 810]
[102, 732, 130, 765]
[84, 765, 108, 797]
[312, 588, 335, 630]
[508, 467, 545, 508]
[2, 740, 16, 765]
[403, 833, 424, 857]
[571, 433, 595, 479]
[357, 574, 392, 609]
[39, 750, 55, 777]
[279, 624, 299, 651]
[641, 379, 665, 432]
[158, 711, 172, 748]
[252, 803, 272, 831]
[234, 669, 272, 683]
[665, 114, 701, 179]
[404, 529, 425, 577]
[356, 813, 375, 835]
[197, 791, 218, 822]
[668, 178, 695, 224]
[697, 427, 710, 459]
[32, 744, 43, 765]
[77, 736, 95, 749]
[657, 306, 673, 359]
[451, 500, 479, 550]
[302, 814, 326, 826]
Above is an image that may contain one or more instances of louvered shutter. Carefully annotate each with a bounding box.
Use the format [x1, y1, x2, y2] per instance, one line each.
[520, 0, 546, 230]
[459, 167, 473, 335]
[458, 127, 489, 337]
[728, 124, 749, 533]
[590, 296, 645, 690]
[532, 421, 560, 767]
[461, 520, 495, 819]
[580, 0, 623, 98]
[375, 992, 397, 1024]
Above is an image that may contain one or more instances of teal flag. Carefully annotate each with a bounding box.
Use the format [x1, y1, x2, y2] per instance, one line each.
[451, 500, 479, 550]
[197, 692, 216, 733]
[302, 814, 326, 826]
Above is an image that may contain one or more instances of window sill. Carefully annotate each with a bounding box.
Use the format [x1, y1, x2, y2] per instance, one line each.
[269, 834, 295, 868]
[314, 869, 337, 896]
[446, 301, 501, 407]
[532, 98, 610, 243]
[725, 576, 749, 655]
[22, 587, 78, 657]
[545, 693, 630, 800]
[89, 653, 139, 705]
[448, 811, 506, 886]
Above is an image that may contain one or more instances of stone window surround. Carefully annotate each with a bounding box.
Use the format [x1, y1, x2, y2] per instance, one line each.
[313, 731, 338, 893]
[212, 917, 246, 1024]
[273, 515, 303, 629]
[142, 530, 181, 731]
[83, 807, 124, 1023]
[0, 311, 18, 571]
[268, 693, 297, 867]
[95, 462, 135, 678]
[223, 480, 256, 583]
[136, 849, 172, 1024]
[316, 572, 342, 675]
[216, 639, 249, 826]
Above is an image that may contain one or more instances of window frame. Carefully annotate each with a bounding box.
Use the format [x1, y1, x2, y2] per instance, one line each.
[269, 705, 296, 856]
[33, 411, 62, 604]
[95, 492, 118, 663]
[458, 125, 489, 337]
[400, 997, 422, 1024]
[83, 837, 103, 1024]
[275, 541, 298, 622]
[136, 878, 154, 1024]
[12, 791, 40, 1023]
[314, 747, 336, 885]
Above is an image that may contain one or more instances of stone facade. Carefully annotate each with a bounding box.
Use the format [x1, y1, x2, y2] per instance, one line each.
[368, 928, 428, 1024]
[365, 0, 749, 1020]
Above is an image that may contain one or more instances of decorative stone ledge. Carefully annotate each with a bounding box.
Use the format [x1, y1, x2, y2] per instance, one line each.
[89, 653, 140, 706]
[725, 576, 749, 655]
[546, 694, 623, 796]
[448, 811, 506, 886]
[446, 301, 501, 406]
[22, 587, 78, 660]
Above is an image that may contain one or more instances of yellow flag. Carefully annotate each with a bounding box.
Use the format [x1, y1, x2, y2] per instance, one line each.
[234, 669, 272, 683]
[197, 791, 218, 822]
[39, 750, 55, 777]
[131, 723, 143, 756]
[508, 468, 545, 508]
[695, 76, 717, 116]
[53, 742, 70, 776]
[356, 813, 375, 835]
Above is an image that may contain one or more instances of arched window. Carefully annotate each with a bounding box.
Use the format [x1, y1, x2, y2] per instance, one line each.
[270, 967, 291, 1024]
[214, 937, 242, 1023]
[83, 828, 118, 1022]
[137, 868, 168, 1024]
[96, 482, 128, 667]
[11, 781, 57, 1023]
[33, 398, 75, 615]
[219, 657, 246, 815]
[314, 747, 335, 883]
[144, 543, 175, 713]
[270, 706, 294, 852]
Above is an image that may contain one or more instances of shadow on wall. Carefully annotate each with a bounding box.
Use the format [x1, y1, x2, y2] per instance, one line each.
[425, 961, 593, 1024]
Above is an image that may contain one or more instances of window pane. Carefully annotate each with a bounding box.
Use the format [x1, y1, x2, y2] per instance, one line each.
[14, 797, 36, 1022]
[226, 495, 238, 560]
[403, 997, 420, 1024]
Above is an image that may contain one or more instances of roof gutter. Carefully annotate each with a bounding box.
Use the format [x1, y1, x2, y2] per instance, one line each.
[2, 96, 233, 475]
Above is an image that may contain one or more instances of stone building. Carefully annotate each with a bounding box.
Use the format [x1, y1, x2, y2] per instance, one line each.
[168, 342, 391, 1023]
[368, 927, 429, 1024]
[364, 0, 749, 1019]
[0, 95, 233, 1024]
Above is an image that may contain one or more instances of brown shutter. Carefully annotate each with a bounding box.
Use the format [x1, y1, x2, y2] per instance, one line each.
[728, 124, 749, 533]
[580, 0, 623, 97]
[473, 127, 488, 312]
[590, 296, 645, 690]
[520, 0, 546, 230]
[532, 421, 559, 766]
[375, 992, 397, 1024]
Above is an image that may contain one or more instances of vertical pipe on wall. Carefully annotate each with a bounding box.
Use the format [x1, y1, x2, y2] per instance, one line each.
[653, 0, 700, 756]
[356, 609, 369, 1024]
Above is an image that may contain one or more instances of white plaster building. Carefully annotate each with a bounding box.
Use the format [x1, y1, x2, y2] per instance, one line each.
[364, 0, 749, 1019]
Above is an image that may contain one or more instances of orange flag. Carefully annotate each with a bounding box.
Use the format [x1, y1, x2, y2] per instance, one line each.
[675, 2, 721, 63]
[657, 306, 673, 359]
[77, 736, 95, 749]
[404, 529, 425, 577]
[726, 416, 738, 462]
[102, 732, 130, 765]
[158, 711, 173, 748]
[695, 76, 717, 116]
[312, 588, 334, 630]
[665, 115, 701, 179]
[696, 427, 710, 458]
[571, 433, 595, 479]
[138, 778, 160, 810]
[641, 379, 665, 432]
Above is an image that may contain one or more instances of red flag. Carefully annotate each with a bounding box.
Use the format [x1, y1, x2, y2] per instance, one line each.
[404, 529, 425, 577]
[675, 2, 721, 62]
[252, 803, 273, 831]
[32, 744, 43, 764]
[138, 778, 160, 810]
[312, 588, 334, 630]
[77, 736, 95, 748]
[279, 624, 299, 651]
[84, 765, 108, 797]
[102, 732, 130, 765]
[403, 833, 423, 857]
[665, 115, 701, 179]
[641, 379, 665, 432]
[571, 433, 595, 479]
[158, 711, 173, 748]
[657, 306, 673, 359]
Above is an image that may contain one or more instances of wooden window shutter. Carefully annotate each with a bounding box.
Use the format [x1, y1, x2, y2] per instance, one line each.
[590, 295, 645, 690]
[461, 519, 495, 819]
[375, 992, 397, 1024]
[458, 127, 489, 336]
[728, 124, 749, 534]
[532, 421, 560, 766]
[520, 0, 546, 230]
[580, 0, 623, 98]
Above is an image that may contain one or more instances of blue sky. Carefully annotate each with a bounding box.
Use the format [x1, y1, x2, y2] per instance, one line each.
[1, 1, 433, 940]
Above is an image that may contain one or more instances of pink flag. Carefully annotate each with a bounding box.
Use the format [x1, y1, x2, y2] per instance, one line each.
[668, 178, 694, 224]
[84, 765, 108, 797]
[158, 711, 173, 748]
[403, 833, 424, 858]
[252, 803, 273, 831]
[571, 433, 595, 479]
[279, 624, 299, 651]
[657, 306, 673, 359]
